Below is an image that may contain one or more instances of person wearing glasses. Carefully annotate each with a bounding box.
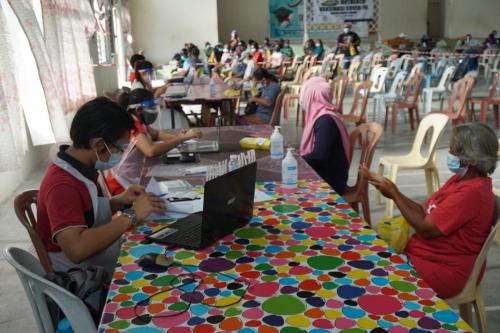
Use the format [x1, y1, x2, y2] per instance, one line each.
[37, 97, 166, 276]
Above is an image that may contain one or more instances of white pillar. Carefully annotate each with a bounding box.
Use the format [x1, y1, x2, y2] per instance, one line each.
[303, 0, 309, 42]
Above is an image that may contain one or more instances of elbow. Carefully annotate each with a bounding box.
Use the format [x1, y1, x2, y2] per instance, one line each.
[143, 149, 157, 158]
[64, 247, 88, 264]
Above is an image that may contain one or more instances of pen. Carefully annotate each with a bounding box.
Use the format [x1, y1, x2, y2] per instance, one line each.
[157, 193, 168, 198]
[167, 197, 201, 202]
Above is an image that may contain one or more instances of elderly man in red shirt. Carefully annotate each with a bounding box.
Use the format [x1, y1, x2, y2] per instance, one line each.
[362, 122, 498, 298]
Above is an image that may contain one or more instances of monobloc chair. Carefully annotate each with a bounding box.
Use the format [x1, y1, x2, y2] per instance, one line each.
[470, 72, 500, 128]
[373, 71, 407, 123]
[342, 80, 373, 126]
[269, 88, 287, 127]
[384, 72, 424, 134]
[376, 113, 449, 217]
[431, 76, 475, 126]
[331, 75, 349, 115]
[14, 190, 53, 273]
[4, 247, 96, 333]
[445, 208, 500, 333]
[422, 65, 456, 115]
[343, 123, 383, 225]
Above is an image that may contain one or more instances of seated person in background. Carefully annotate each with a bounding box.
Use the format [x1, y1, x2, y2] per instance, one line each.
[484, 30, 500, 49]
[363, 122, 498, 298]
[239, 68, 281, 125]
[250, 42, 265, 69]
[268, 44, 284, 73]
[303, 39, 315, 57]
[37, 97, 165, 276]
[300, 77, 350, 194]
[106, 89, 202, 195]
[128, 53, 145, 82]
[171, 46, 202, 82]
[282, 39, 295, 61]
[131, 60, 167, 97]
[313, 39, 325, 61]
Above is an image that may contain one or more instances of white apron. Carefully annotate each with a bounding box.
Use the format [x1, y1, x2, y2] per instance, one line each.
[49, 156, 121, 278]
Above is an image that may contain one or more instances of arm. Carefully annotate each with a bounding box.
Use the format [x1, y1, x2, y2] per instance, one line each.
[249, 96, 272, 108]
[135, 129, 202, 158]
[56, 192, 165, 263]
[360, 166, 443, 239]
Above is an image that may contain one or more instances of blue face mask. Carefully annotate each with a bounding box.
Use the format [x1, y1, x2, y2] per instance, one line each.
[95, 142, 122, 170]
[447, 152, 467, 177]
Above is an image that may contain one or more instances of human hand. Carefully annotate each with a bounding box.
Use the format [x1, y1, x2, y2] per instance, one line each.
[132, 193, 166, 221]
[114, 185, 145, 206]
[360, 166, 399, 199]
[182, 129, 203, 140]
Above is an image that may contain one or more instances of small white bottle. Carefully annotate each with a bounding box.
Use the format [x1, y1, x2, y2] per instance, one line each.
[282, 148, 298, 188]
[270, 126, 284, 159]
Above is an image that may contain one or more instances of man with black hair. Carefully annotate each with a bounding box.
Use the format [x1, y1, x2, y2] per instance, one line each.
[37, 97, 165, 277]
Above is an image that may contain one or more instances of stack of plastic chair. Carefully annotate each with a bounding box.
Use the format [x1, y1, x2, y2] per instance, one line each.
[422, 65, 456, 115]
[373, 71, 407, 123]
[376, 113, 449, 217]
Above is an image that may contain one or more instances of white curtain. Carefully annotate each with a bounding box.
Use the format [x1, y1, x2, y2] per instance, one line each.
[6, 0, 97, 145]
[0, 1, 29, 171]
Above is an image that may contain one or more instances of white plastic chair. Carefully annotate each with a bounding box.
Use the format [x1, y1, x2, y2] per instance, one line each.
[400, 54, 413, 73]
[373, 71, 407, 123]
[359, 52, 374, 80]
[4, 247, 96, 333]
[478, 49, 497, 79]
[376, 113, 449, 217]
[422, 65, 456, 115]
[386, 57, 403, 81]
[445, 213, 500, 333]
[361, 67, 388, 98]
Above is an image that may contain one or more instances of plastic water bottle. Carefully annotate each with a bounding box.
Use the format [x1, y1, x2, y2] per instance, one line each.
[56, 318, 73, 333]
[282, 148, 298, 189]
[270, 126, 284, 159]
[209, 77, 217, 97]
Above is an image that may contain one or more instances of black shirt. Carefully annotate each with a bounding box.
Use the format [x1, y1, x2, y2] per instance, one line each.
[337, 31, 361, 57]
[302, 115, 349, 195]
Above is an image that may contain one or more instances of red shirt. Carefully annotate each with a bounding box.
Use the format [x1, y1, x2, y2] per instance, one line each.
[37, 146, 102, 252]
[406, 174, 494, 298]
[253, 50, 264, 68]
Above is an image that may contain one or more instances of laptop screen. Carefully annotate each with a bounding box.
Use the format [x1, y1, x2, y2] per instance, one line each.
[201, 162, 257, 239]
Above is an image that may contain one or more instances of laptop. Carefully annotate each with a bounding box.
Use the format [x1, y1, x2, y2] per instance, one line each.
[177, 118, 221, 153]
[164, 84, 188, 98]
[146, 162, 257, 249]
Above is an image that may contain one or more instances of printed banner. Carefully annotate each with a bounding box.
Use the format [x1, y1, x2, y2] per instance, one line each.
[269, 0, 373, 39]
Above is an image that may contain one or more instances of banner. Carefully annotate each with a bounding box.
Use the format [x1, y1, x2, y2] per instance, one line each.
[269, 0, 373, 40]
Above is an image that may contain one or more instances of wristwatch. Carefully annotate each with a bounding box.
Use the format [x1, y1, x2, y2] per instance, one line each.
[122, 208, 138, 226]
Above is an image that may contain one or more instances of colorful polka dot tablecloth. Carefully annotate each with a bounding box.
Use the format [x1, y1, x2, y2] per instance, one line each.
[99, 180, 473, 333]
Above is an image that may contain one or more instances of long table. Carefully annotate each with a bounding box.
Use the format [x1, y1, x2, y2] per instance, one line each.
[98, 125, 473, 333]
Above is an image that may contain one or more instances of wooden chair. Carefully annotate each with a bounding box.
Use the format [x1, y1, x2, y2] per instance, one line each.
[342, 80, 373, 126]
[343, 122, 383, 225]
[470, 72, 500, 128]
[432, 76, 475, 126]
[331, 76, 349, 115]
[14, 190, 53, 273]
[445, 204, 500, 333]
[269, 88, 287, 127]
[384, 72, 424, 134]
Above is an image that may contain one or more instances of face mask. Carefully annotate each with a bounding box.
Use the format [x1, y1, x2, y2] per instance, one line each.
[251, 48, 256, 53]
[95, 142, 122, 170]
[447, 152, 468, 177]
[315, 44, 321, 48]
[344, 28, 350, 34]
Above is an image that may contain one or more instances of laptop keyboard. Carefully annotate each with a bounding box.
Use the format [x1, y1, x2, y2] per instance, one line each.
[167, 223, 201, 244]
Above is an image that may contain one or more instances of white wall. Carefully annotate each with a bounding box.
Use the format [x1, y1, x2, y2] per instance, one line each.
[217, 0, 270, 44]
[443, 0, 500, 39]
[129, 0, 219, 64]
[378, 0, 428, 40]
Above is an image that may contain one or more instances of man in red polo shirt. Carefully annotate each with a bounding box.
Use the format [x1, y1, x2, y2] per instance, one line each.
[37, 97, 165, 276]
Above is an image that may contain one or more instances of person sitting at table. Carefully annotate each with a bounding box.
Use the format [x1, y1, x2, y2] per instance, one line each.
[37, 97, 166, 277]
[250, 41, 265, 69]
[131, 60, 167, 97]
[300, 77, 350, 195]
[239, 68, 281, 125]
[362, 122, 498, 298]
[128, 53, 145, 83]
[105, 89, 202, 195]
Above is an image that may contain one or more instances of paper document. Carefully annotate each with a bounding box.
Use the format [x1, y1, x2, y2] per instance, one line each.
[254, 189, 273, 202]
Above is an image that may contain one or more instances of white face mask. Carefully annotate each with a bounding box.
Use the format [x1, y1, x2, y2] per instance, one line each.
[251, 48, 256, 53]
[344, 28, 350, 34]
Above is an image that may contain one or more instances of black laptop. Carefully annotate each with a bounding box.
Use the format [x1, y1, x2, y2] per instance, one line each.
[146, 162, 257, 249]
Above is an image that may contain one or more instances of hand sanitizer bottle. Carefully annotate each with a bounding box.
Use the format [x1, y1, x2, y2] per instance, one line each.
[270, 126, 284, 159]
[282, 148, 298, 188]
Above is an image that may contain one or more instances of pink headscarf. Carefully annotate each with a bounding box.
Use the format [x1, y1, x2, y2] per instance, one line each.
[299, 78, 351, 163]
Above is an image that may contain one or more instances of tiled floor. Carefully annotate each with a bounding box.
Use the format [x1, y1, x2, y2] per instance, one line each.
[1, 79, 499, 332]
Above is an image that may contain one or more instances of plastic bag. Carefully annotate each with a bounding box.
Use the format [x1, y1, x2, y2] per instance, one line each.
[239, 137, 270, 150]
[376, 216, 410, 253]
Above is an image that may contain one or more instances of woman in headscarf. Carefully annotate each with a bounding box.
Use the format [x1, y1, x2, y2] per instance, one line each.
[300, 77, 351, 194]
